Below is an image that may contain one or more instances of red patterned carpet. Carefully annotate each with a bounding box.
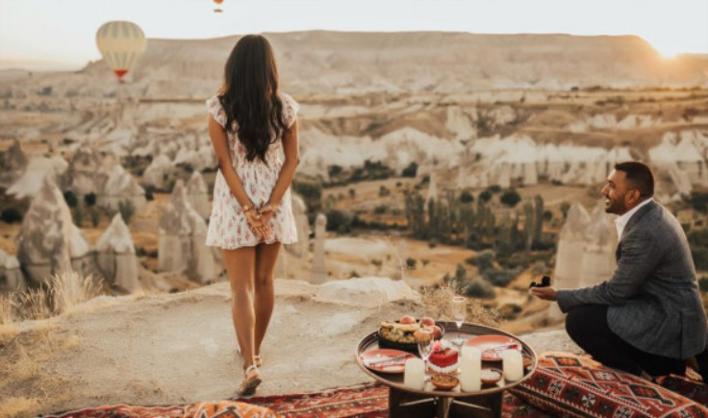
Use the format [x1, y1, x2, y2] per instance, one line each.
[41, 377, 706, 418]
[42, 382, 548, 418]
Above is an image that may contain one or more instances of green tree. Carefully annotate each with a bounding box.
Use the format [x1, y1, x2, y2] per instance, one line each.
[63, 190, 78, 208]
[401, 162, 418, 178]
[523, 200, 534, 251]
[500, 189, 521, 207]
[533, 195, 544, 246]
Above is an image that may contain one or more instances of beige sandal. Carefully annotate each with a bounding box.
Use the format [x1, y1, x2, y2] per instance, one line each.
[254, 355, 263, 368]
[237, 364, 262, 397]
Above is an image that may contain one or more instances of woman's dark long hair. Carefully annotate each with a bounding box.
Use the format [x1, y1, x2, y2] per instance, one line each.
[219, 35, 287, 164]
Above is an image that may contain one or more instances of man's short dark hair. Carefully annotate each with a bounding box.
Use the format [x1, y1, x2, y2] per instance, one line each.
[614, 161, 654, 197]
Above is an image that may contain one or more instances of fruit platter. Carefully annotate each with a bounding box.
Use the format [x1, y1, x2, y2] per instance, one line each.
[377, 314, 444, 353]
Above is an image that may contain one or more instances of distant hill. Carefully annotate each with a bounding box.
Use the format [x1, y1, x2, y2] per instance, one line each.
[76, 31, 708, 96]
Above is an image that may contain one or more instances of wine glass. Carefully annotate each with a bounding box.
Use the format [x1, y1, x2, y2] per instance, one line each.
[416, 327, 434, 371]
[451, 295, 467, 349]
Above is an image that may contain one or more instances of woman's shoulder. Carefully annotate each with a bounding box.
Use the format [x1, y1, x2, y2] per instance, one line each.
[206, 94, 228, 127]
[278, 91, 299, 127]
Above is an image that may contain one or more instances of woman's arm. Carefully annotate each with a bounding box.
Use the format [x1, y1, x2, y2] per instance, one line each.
[265, 120, 300, 209]
[208, 115, 267, 236]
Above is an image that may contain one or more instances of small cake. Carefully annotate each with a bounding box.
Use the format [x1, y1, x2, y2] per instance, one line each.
[428, 345, 459, 374]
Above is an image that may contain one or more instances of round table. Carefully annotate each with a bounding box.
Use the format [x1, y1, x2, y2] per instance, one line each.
[355, 321, 537, 418]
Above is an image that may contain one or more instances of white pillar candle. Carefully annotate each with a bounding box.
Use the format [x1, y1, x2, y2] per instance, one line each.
[459, 346, 481, 392]
[502, 349, 524, 381]
[403, 358, 426, 390]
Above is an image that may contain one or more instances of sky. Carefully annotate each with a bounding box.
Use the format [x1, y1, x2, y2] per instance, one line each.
[1, 0, 707, 70]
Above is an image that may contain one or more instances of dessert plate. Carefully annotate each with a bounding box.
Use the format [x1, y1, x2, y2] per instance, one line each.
[465, 335, 521, 361]
[360, 348, 414, 374]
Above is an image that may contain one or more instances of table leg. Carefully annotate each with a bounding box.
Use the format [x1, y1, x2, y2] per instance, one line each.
[449, 391, 503, 418]
[388, 387, 436, 418]
[436, 397, 452, 418]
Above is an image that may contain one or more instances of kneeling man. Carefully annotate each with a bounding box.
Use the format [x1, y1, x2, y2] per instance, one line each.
[532, 161, 707, 379]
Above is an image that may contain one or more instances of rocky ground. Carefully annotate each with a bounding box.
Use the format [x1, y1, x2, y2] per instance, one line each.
[0, 277, 580, 418]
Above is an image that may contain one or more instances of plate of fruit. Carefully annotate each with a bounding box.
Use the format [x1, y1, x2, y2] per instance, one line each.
[378, 315, 444, 354]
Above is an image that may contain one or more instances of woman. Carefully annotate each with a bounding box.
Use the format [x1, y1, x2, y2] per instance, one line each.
[205, 34, 299, 396]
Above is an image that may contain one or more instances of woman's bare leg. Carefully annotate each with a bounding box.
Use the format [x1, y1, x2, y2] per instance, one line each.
[254, 242, 281, 357]
[223, 246, 257, 369]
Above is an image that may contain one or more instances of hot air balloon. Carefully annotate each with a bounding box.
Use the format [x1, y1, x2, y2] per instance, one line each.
[213, 0, 224, 13]
[95, 21, 147, 82]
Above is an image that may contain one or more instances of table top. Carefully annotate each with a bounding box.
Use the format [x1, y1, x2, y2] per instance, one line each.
[355, 321, 537, 398]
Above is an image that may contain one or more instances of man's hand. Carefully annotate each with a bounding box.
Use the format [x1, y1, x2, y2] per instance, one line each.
[530, 286, 558, 301]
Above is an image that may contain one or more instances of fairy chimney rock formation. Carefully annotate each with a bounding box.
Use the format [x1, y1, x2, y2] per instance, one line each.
[287, 193, 310, 257]
[548, 203, 591, 321]
[311, 213, 327, 284]
[0, 139, 28, 187]
[0, 249, 25, 293]
[158, 180, 217, 283]
[95, 213, 139, 292]
[186, 171, 211, 219]
[98, 164, 147, 212]
[16, 175, 92, 286]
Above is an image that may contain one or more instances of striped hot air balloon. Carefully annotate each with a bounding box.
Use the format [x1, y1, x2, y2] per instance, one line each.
[95, 21, 147, 82]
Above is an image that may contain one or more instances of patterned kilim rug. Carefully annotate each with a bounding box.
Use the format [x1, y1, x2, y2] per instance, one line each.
[42, 382, 548, 418]
[41, 378, 706, 418]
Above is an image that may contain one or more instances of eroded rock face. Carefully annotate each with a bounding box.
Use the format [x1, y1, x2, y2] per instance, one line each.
[98, 164, 146, 212]
[0, 139, 28, 187]
[311, 213, 327, 284]
[0, 249, 25, 293]
[95, 214, 139, 292]
[63, 147, 106, 196]
[186, 171, 210, 219]
[142, 155, 175, 190]
[287, 193, 310, 258]
[158, 180, 218, 283]
[549, 202, 617, 320]
[16, 176, 92, 286]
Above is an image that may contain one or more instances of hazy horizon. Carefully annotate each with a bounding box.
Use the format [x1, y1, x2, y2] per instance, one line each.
[1, 0, 707, 71]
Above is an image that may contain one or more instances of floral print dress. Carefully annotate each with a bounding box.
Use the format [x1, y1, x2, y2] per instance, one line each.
[205, 93, 299, 249]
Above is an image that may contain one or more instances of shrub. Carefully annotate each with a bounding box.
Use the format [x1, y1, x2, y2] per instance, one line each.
[464, 278, 495, 299]
[691, 247, 708, 271]
[294, 180, 322, 202]
[89, 207, 100, 227]
[325, 209, 352, 233]
[406, 257, 417, 270]
[471, 250, 495, 272]
[328, 164, 343, 178]
[484, 269, 517, 287]
[374, 205, 388, 214]
[379, 185, 391, 197]
[690, 192, 708, 213]
[479, 190, 492, 202]
[699, 276, 708, 292]
[486, 185, 502, 194]
[402, 162, 418, 178]
[459, 191, 474, 203]
[84, 192, 97, 207]
[500, 189, 521, 207]
[1, 208, 22, 223]
[63, 190, 78, 208]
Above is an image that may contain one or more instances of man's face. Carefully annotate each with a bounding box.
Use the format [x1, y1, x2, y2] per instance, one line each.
[601, 169, 637, 215]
